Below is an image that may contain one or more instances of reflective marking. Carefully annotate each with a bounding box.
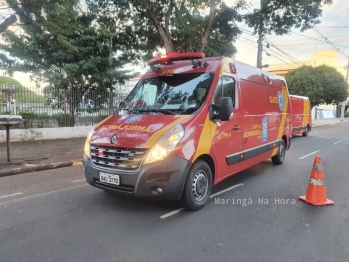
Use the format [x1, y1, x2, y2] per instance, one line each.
[0, 192, 23, 199]
[334, 140, 344, 145]
[160, 183, 243, 219]
[209, 183, 244, 198]
[72, 179, 86, 183]
[313, 163, 323, 171]
[0, 184, 87, 206]
[160, 208, 185, 219]
[299, 150, 320, 160]
[309, 178, 324, 186]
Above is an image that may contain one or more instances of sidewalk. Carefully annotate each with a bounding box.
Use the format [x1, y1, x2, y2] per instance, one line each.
[312, 117, 349, 127]
[1, 118, 348, 177]
[0, 137, 86, 177]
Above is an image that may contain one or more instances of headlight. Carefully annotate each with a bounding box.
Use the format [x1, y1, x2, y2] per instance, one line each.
[84, 129, 94, 158]
[144, 124, 185, 164]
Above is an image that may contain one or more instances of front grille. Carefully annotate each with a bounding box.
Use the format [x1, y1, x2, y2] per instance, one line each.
[90, 144, 148, 171]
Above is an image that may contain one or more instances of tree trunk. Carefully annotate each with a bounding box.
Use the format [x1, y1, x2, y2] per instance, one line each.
[142, 0, 174, 53]
[199, 0, 217, 52]
[0, 15, 17, 33]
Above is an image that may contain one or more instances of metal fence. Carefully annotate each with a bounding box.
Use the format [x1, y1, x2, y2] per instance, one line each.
[0, 85, 129, 129]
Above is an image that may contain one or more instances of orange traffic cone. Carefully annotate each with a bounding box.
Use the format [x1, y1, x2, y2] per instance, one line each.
[299, 156, 334, 206]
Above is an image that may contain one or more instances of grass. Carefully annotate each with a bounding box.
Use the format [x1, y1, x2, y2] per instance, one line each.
[0, 76, 45, 103]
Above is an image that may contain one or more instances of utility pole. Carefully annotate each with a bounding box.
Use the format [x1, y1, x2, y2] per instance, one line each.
[340, 57, 349, 122]
[256, 0, 265, 69]
[257, 33, 263, 69]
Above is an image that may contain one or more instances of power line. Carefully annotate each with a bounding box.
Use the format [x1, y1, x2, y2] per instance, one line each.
[239, 35, 257, 44]
[266, 50, 298, 69]
[264, 36, 307, 64]
[265, 35, 310, 62]
[313, 27, 349, 58]
[315, 26, 349, 28]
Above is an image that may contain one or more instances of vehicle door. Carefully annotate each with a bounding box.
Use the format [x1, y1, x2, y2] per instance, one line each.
[211, 76, 243, 181]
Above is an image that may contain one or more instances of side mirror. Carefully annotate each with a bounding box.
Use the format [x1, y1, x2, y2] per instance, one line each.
[118, 101, 126, 108]
[211, 97, 233, 121]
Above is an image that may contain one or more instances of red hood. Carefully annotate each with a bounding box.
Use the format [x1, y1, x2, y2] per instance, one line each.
[91, 114, 190, 148]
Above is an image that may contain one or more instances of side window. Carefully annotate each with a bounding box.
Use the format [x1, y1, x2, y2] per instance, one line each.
[214, 77, 235, 106]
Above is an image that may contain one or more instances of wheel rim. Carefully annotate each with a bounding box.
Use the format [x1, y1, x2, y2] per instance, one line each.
[192, 170, 208, 201]
[280, 144, 285, 161]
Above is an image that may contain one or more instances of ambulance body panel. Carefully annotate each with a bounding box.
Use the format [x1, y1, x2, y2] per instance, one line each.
[83, 53, 292, 210]
[290, 95, 312, 137]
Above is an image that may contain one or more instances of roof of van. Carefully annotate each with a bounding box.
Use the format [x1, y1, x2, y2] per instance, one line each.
[290, 94, 310, 100]
[143, 53, 286, 83]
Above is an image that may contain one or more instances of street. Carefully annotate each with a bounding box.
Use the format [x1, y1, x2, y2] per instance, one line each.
[1, 123, 349, 262]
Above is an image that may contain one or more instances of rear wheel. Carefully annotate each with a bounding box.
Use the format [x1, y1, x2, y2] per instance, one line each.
[271, 140, 286, 165]
[302, 126, 309, 137]
[180, 160, 212, 211]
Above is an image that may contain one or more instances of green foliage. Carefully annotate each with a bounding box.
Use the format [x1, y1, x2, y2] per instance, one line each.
[0, 76, 22, 86]
[244, 0, 333, 35]
[0, 76, 44, 103]
[285, 65, 348, 107]
[0, 111, 12, 115]
[18, 110, 50, 128]
[20, 111, 49, 120]
[94, 0, 243, 57]
[52, 113, 75, 127]
[0, 0, 137, 111]
[95, 114, 110, 123]
[345, 111, 349, 117]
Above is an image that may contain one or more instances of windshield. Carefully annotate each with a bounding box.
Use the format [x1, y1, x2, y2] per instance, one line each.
[117, 73, 213, 115]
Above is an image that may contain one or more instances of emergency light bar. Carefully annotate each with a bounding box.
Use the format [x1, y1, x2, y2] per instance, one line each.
[147, 52, 206, 66]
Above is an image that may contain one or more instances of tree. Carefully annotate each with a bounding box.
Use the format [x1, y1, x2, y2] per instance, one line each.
[0, 0, 138, 114]
[103, 0, 244, 57]
[0, 0, 83, 81]
[285, 65, 348, 107]
[244, 0, 333, 35]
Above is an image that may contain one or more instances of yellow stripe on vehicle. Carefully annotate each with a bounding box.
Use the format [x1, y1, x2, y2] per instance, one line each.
[94, 115, 113, 130]
[144, 116, 190, 148]
[302, 99, 310, 127]
[192, 114, 217, 162]
[271, 89, 289, 156]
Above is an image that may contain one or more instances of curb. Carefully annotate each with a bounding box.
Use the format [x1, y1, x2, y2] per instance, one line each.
[0, 160, 83, 178]
[312, 124, 330, 128]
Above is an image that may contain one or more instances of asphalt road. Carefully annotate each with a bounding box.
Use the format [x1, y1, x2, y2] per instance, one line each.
[1, 123, 349, 262]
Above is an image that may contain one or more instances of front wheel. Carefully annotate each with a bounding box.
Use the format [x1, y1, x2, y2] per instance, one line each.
[180, 160, 212, 211]
[271, 140, 286, 165]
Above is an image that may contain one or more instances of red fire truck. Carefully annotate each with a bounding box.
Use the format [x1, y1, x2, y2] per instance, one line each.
[83, 52, 292, 210]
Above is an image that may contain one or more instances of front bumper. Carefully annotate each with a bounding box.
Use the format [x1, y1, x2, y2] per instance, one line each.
[84, 154, 192, 200]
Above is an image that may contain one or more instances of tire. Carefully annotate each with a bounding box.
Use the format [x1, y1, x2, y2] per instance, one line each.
[180, 160, 212, 211]
[302, 126, 309, 137]
[271, 140, 286, 165]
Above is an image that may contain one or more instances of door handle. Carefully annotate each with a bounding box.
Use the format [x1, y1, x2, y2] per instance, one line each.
[233, 125, 240, 130]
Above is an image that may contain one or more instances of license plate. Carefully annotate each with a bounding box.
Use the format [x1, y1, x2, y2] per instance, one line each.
[99, 172, 120, 185]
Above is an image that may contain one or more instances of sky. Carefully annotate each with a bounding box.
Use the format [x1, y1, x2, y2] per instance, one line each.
[231, 0, 349, 70]
[2, 0, 349, 88]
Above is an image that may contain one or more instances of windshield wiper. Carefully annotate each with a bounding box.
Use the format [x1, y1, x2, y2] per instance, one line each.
[140, 109, 177, 115]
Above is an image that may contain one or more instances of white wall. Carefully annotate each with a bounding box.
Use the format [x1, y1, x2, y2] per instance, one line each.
[0, 126, 93, 143]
